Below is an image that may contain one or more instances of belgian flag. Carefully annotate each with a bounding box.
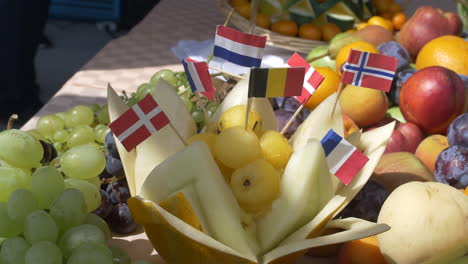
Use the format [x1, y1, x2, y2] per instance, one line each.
[248, 67, 305, 98]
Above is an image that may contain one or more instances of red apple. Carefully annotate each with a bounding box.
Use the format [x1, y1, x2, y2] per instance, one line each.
[397, 6, 463, 57]
[399, 66, 465, 134]
[384, 129, 408, 154]
[397, 123, 424, 153]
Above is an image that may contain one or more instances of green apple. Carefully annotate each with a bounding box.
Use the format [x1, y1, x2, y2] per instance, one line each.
[306, 45, 336, 69]
[386, 106, 406, 123]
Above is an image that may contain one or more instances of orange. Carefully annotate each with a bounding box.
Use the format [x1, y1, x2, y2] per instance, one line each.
[356, 22, 369, 30]
[230, 0, 249, 7]
[299, 23, 322, 40]
[416, 35, 468, 75]
[335, 41, 379, 73]
[256, 13, 271, 29]
[465, 186, 468, 196]
[380, 12, 393, 20]
[373, 0, 392, 14]
[392, 12, 406, 30]
[388, 2, 402, 14]
[368, 16, 394, 32]
[303, 67, 341, 110]
[271, 20, 298, 36]
[345, 29, 356, 33]
[321, 22, 342, 42]
[337, 236, 387, 264]
[234, 3, 251, 19]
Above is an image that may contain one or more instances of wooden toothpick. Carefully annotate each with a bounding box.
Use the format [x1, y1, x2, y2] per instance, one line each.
[280, 104, 304, 135]
[244, 97, 253, 129]
[207, 65, 246, 80]
[331, 82, 345, 117]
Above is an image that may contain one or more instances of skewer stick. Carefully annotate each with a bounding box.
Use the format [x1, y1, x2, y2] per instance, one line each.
[306, 52, 329, 63]
[280, 104, 304, 135]
[194, 93, 210, 124]
[245, 97, 253, 129]
[7, 114, 18, 130]
[207, 65, 246, 80]
[249, 0, 260, 34]
[169, 123, 188, 146]
[331, 82, 345, 117]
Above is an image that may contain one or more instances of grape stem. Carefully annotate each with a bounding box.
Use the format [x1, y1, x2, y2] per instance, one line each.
[102, 175, 126, 185]
[7, 114, 18, 129]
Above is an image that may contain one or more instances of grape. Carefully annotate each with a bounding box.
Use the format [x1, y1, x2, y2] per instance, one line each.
[95, 126, 110, 144]
[218, 105, 263, 136]
[275, 109, 303, 139]
[68, 126, 96, 148]
[24, 210, 59, 244]
[180, 95, 193, 112]
[337, 180, 389, 222]
[93, 190, 113, 219]
[96, 105, 110, 125]
[30, 166, 64, 209]
[434, 145, 468, 189]
[106, 155, 124, 177]
[7, 189, 39, 222]
[61, 145, 106, 179]
[110, 247, 131, 264]
[191, 109, 204, 124]
[25, 241, 62, 264]
[49, 189, 87, 231]
[53, 129, 69, 143]
[39, 140, 58, 165]
[0, 237, 30, 264]
[84, 213, 111, 240]
[53, 142, 63, 151]
[150, 69, 178, 88]
[26, 129, 46, 141]
[0, 203, 22, 237]
[259, 130, 293, 169]
[59, 224, 106, 258]
[65, 178, 101, 213]
[0, 167, 31, 202]
[107, 203, 137, 234]
[67, 243, 113, 264]
[105, 131, 120, 159]
[206, 102, 219, 115]
[447, 113, 468, 147]
[85, 176, 102, 189]
[132, 261, 153, 264]
[279, 97, 302, 112]
[65, 105, 95, 127]
[106, 180, 130, 204]
[55, 112, 67, 121]
[0, 129, 43, 169]
[215, 126, 261, 169]
[230, 159, 281, 213]
[135, 83, 157, 100]
[377, 41, 410, 71]
[36, 115, 65, 137]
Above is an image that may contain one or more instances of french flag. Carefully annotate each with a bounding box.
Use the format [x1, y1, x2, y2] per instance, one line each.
[341, 49, 397, 92]
[286, 52, 325, 105]
[320, 129, 369, 185]
[181, 57, 215, 101]
[213, 25, 267, 68]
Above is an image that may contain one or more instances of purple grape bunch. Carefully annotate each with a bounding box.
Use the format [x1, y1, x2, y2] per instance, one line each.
[273, 97, 309, 138]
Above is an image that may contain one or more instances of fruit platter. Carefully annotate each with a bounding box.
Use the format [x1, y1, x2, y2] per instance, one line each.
[1, 2, 468, 264]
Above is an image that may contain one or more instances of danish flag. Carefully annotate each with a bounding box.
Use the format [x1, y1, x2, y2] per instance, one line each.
[109, 94, 170, 152]
[341, 49, 397, 92]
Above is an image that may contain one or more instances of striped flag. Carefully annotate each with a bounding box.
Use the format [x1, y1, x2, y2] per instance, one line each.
[341, 49, 397, 92]
[286, 52, 325, 105]
[181, 57, 215, 101]
[109, 94, 170, 152]
[213, 25, 267, 68]
[320, 129, 369, 185]
[248, 67, 305, 98]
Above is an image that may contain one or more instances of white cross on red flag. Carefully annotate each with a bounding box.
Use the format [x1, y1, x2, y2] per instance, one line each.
[108, 94, 170, 152]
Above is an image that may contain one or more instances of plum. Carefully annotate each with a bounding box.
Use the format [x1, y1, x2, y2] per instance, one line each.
[377, 41, 411, 71]
[275, 109, 303, 139]
[434, 145, 468, 189]
[389, 68, 416, 105]
[447, 113, 468, 147]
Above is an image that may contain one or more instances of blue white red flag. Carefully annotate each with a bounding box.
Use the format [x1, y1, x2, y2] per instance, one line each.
[286, 52, 325, 105]
[213, 25, 267, 68]
[182, 57, 215, 101]
[320, 129, 369, 185]
[341, 49, 397, 92]
[109, 94, 170, 152]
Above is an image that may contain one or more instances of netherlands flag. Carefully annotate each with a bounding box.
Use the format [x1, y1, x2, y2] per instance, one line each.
[181, 57, 215, 101]
[320, 129, 369, 185]
[285, 52, 325, 105]
[341, 49, 397, 92]
[213, 25, 267, 68]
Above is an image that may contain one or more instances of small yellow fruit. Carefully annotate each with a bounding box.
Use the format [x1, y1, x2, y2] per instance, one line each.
[218, 105, 263, 137]
[215, 126, 261, 169]
[187, 133, 217, 157]
[260, 130, 293, 169]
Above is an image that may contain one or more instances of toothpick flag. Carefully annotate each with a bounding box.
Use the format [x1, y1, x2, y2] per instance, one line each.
[181, 57, 215, 101]
[320, 129, 369, 185]
[109, 94, 170, 152]
[248, 67, 305, 98]
[286, 52, 325, 105]
[341, 49, 398, 92]
[214, 25, 267, 68]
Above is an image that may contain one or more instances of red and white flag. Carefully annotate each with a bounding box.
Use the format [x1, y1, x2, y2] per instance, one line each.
[320, 129, 369, 185]
[286, 52, 325, 105]
[341, 49, 397, 92]
[109, 94, 170, 152]
[182, 57, 215, 101]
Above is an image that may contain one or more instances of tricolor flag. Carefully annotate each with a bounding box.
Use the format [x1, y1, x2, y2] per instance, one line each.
[213, 25, 267, 68]
[286, 52, 325, 105]
[109, 94, 170, 152]
[181, 57, 215, 101]
[248, 67, 305, 98]
[341, 49, 398, 92]
[320, 129, 369, 185]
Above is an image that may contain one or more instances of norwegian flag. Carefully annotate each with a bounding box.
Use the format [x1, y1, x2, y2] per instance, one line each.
[182, 57, 216, 101]
[341, 49, 397, 92]
[286, 52, 325, 105]
[108, 94, 170, 152]
[320, 129, 369, 185]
